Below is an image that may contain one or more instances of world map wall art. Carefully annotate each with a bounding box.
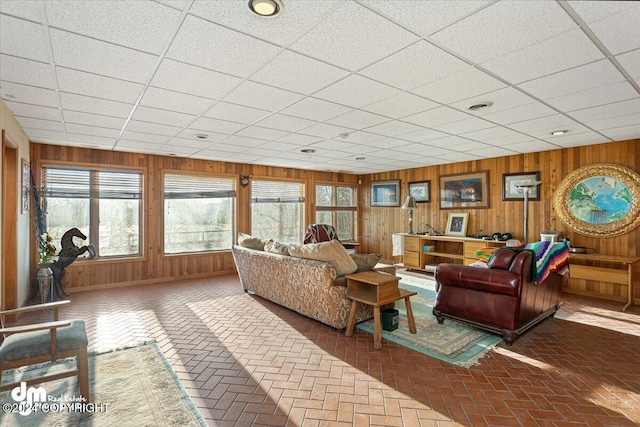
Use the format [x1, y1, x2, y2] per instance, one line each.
[554, 163, 640, 238]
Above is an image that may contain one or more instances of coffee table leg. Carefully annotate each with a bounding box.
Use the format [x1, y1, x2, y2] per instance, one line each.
[405, 297, 417, 334]
[373, 306, 382, 349]
[345, 300, 358, 337]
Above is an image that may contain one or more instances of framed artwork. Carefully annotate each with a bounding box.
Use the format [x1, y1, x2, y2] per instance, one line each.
[439, 171, 489, 209]
[554, 163, 640, 238]
[408, 181, 430, 203]
[445, 212, 469, 237]
[371, 180, 400, 207]
[502, 172, 541, 201]
[21, 159, 29, 214]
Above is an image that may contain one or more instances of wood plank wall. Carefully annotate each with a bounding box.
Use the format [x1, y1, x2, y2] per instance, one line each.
[359, 139, 640, 303]
[31, 143, 357, 291]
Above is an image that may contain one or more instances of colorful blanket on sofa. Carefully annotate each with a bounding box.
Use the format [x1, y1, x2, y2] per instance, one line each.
[523, 241, 570, 285]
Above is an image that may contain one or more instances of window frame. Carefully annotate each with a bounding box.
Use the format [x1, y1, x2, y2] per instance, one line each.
[38, 162, 146, 262]
[315, 182, 358, 242]
[250, 177, 306, 244]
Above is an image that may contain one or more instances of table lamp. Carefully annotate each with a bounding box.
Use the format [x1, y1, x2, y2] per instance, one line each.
[402, 196, 417, 234]
[516, 180, 542, 243]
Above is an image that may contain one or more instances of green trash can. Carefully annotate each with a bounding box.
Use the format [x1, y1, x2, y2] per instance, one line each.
[382, 308, 399, 331]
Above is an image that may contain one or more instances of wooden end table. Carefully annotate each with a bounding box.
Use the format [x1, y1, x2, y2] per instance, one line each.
[344, 271, 417, 349]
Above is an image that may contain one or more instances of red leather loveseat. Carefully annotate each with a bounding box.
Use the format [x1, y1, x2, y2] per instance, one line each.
[433, 248, 567, 345]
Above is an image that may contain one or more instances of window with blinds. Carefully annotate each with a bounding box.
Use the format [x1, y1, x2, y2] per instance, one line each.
[251, 180, 305, 244]
[41, 167, 142, 258]
[164, 173, 236, 254]
[315, 184, 357, 241]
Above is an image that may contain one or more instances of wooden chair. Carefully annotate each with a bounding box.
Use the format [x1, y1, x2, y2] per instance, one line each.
[0, 300, 89, 402]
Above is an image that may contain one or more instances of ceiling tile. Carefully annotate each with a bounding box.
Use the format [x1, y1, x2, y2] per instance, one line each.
[7, 101, 61, 121]
[508, 114, 589, 138]
[576, 3, 640, 55]
[65, 133, 115, 147]
[432, 117, 494, 135]
[480, 102, 557, 126]
[22, 128, 65, 141]
[454, 87, 539, 115]
[314, 75, 399, 108]
[250, 50, 349, 95]
[120, 131, 171, 144]
[411, 66, 507, 104]
[543, 131, 609, 148]
[222, 80, 303, 111]
[0, 55, 55, 89]
[361, 41, 468, 90]
[399, 128, 448, 143]
[116, 139, 164, 151]
[50, 29, 158, 83]
[482, 29, 605, 84]
[364, 120, 423, 137]
[275, 134, 323, 145]
[56, 67, 143, 103]
[568, 98, 640, 123]
[599, 124, 640, 141]
[362, 1, 490, 36]
[547, 81, 637, 112]
[255, 114, 316, 133]
[65, 123, 120, 138]
[175, 129, 228, 142]
[63, 110, 124, 129]
[166, 15, 280, 78]
[461, 126, 526, 142]
[310, 139, 358, 151]
[60, 92, 132, 118]
[500, 140, 558, 153]
[423, 135, 476, 149]
[125, 119, 182, 136]
[164, 137, 214, 149]
[465, 145, 517, 158]
[289, 1, 418, 71]
[484, 133, 534, 146]
[0, 0, 41, 21]
[280, 97, 352, 122]
[256, 141, 300, 152]
[394, 143, 453, 157]
[140, 87, 215, 116]
[16, 117, 64, 132]
[431, 1, 575, 63]
[190, 117, 246, 135]
[151, 59, 243, 100]
[403, 106, 470, 128]
[1, 81, 58, 107]
[131, 105, 196, 128]
[616, 49, 640, 81]
[363, 138, 411, 150]
[220, 135, 267, 149]
[362, 92, 438, 119]
[583, 113, 640, 131]
[327, 110, 390, 130]
[339, 131, 384, 144]
[203, 102, 270, 125]
[155, 145, 200, 156]
[44, 0, 181, 54]
[300, 123, 354, 139]
[189, 0, 341, 47]
[235, 126, 288, 141]
[0, 15, 48, 62]
[434, 152, 483, 162]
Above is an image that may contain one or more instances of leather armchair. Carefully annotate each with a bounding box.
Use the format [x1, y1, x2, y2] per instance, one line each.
[433, 248, 566, 345]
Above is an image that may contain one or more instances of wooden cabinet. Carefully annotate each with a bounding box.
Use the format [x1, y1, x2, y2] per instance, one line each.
[402, 234, 505, 273]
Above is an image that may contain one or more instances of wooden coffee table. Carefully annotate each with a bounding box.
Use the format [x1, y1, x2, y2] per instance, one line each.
[344, 271, 417, 349]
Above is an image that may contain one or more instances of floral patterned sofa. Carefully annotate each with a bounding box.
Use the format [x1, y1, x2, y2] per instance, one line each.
[231, 236, 395, 330]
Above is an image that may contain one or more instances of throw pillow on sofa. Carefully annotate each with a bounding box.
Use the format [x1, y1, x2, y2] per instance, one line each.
[238, 233, 269, 251]
[288, 239, 358, 276]
[264, 240, 290, 255]
[350, 253, 381, 272]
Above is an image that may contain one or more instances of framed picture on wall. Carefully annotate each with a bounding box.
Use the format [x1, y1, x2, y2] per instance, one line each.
[502, 172, 541, 201]
[439, 171, 489, 209]
[371, 180, 400, 207]
[408, 180, 430, 203]
[445, 212, 469, 237]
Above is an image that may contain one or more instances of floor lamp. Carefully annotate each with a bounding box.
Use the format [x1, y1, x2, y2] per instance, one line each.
[516, 180, 542, 243]
[402, 196, 417, 234]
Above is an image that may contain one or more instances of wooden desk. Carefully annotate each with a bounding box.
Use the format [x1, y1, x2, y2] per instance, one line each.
[568, 253, 639, 311]
[344, 271, 417, 349]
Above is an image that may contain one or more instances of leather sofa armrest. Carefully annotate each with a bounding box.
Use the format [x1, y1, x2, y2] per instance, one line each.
[435, 263, 521, 297]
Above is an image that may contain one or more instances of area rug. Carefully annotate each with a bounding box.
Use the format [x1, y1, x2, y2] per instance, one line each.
[356, 272, 502, 367]
[0, 342, 206, 427]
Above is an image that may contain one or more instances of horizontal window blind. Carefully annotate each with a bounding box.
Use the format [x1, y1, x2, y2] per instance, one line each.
[42, 168, 142, 199]
[164, 174, 236, 199]
[252, 180, 305, 203]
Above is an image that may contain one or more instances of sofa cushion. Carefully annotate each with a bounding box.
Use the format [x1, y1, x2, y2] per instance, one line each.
[288, 239, 358, 276]
[487, 249, 517, 270]
[264, 240, 290, 256]
[350, 253, 381, 272]
[238, 233, 268, 251]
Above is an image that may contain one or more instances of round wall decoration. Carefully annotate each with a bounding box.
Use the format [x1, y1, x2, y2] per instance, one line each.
[554, 163, 640, 238]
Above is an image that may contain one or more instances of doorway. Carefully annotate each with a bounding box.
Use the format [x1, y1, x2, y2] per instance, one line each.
[2, 130, 19, 312]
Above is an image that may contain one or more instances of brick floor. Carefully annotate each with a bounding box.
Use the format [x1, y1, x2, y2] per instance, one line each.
[11, 273, 640, 426]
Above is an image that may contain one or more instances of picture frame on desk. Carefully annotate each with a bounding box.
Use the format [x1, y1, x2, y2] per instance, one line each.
[408, 180, 430, 203]
[439, 171, 489, 209]
[445, 212, 469, 237]
[371, 180, 401, 207]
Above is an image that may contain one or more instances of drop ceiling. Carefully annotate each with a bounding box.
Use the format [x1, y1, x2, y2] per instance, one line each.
[1, 0, 639, 174]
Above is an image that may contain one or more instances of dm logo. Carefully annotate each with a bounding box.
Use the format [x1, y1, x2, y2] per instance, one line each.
[11, 382, 46, 415]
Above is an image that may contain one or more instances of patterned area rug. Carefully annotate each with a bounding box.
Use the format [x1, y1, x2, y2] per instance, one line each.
[0, 342, 206, 426]
[356, 271, 502, 367]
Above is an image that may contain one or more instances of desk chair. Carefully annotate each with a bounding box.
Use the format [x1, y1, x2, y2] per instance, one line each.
[0, 300, 89, 402]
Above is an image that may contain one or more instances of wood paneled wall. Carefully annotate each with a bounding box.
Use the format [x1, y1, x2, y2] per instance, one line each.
[359, 139, 640, 303]
[31, 143, 357, 291]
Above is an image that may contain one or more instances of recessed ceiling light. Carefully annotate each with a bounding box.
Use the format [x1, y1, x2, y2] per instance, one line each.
[248, 0, 281, 16]
[194, 134, 209, 139]
[300, 148, 316, 154]
[550, 130, 568, 135]
[338, 133, 349, 139]
[466, 102, 493, 111]
[355, 156, 365, 161]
